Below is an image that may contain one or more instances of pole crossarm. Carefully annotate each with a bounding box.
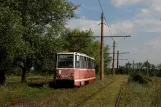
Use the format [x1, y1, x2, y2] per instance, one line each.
[95, 36, 131, 37]
[108, 59, 128, 60]
[108, 52, 129, 54]
[69, 36, 131, 37]
[115, 59, 128, 60]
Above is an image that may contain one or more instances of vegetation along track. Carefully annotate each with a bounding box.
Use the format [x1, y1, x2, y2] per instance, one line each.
[76, 79, 117, 107]
[115, 76, 127, 107]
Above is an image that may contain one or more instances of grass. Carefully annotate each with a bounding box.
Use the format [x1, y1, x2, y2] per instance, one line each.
[81, 75, 126, 107]
[6, 76, 21, 83]
[6, 75, 53, 83]
[0, 75, 126, 107]
[0, 75, 54, 106]
[120, 77, 161, 107]
[0, 83, 55, 106]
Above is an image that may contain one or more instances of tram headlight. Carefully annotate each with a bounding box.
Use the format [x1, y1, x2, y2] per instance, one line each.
[56, 75, 60, 79]
[70, 73, 74, 79]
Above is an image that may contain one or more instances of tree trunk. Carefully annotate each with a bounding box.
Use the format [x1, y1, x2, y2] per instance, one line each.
[0, 70, 6, 85]
[21, 68, 27, 83]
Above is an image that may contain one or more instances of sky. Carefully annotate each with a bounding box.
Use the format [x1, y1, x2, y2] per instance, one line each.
[67, 0, 161, 66]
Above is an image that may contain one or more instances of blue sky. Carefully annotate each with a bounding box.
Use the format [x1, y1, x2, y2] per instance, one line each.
[70, 0, 148, 22]
[67, 0, 161, 66]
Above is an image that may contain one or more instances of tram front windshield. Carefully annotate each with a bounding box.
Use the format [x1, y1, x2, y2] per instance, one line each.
[57, 54, 73, 68]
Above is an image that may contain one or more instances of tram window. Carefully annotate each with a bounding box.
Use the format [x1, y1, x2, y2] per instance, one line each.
[93, 60, 95, 69]
[57, 54, 73, 68]
[88, 58, 92, 69]
[82, 56, 85, 68]
[80, 56, 83, 68]
[84, 57, 88, 68]
[92, 60, 94, 69]
[90, 59, 92, 69]
[75, 55, 80, 68]
[87, 58, 89, 69]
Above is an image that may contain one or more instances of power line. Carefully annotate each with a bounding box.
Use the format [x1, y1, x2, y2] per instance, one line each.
[115, 37, 126, 44]
[89, 23, 101, 30]
[97, 0, 130, 37]
[97, 0, 114, 41]
[105, 23, 130, 36]
[104, 18, 114, 41]
[97, 0, 103, 13]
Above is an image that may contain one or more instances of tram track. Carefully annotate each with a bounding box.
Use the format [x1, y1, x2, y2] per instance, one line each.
[4, 76, 126, 107]
[76, 79, 117, 107]
[115, 76, 127, 107]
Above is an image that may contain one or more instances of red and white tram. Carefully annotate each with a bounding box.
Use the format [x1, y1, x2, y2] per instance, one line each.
[55, 52, 96, 87]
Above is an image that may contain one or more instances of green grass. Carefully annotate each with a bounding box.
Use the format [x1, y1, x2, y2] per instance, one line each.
[6, 75, 53, 83]
[0, 83, 55, 106]
[0, 75, 54, 106]
[6, 76, 21, 83]
[81, 75, 126, 107]
[0, 75, 125, 107]
[120, 77, 161, 107]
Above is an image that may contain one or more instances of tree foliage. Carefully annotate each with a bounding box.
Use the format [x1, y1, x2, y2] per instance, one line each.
[0, 0, 78, 83]
[1, 0, 112, 85]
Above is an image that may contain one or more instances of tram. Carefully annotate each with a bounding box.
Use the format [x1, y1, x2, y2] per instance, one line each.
[55, 52, 96, 87]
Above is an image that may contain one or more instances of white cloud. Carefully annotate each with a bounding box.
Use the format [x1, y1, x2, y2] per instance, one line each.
[67, 17, 161, 65]
[151, 0, 161, 11]
[111, 0, 148, 7]
[137, 9, 150, 17]
[147, 38, 161, 49]
[66, 0, 161, 65]
[67, 19, 135, 36]
[111, 0, 161, 13]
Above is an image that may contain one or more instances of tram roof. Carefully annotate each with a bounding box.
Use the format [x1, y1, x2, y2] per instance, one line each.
[57, 52, 95, 60]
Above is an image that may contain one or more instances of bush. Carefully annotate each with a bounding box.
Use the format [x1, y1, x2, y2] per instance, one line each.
[128, 73, 152, 84]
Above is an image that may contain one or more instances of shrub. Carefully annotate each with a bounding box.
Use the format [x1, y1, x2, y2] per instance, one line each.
[128, 73, 152, 84]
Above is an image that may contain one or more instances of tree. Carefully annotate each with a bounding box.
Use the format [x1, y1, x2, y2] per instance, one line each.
[125, 62, 132, 74]
[1, 0, 78, 83]
[104, 45, 111, 74]
[0, 4, 24, 85]
[157, 64, 161, 71]
[61, 29, 94, 52]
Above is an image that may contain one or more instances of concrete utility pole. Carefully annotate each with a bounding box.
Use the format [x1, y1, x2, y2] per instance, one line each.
[116, 51, 129, 71]
[112, 41, 115, 75]
[109, 51, 129, 73]
[100, 12, 104, 80]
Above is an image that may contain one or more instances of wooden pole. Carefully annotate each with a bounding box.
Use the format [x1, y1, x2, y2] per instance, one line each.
[117, 50, 119, 71]
[100, 12, 104, 80]
[112, 41, 115, 75]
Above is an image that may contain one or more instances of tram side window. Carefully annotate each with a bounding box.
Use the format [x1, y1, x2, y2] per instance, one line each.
[82, 56, 87, 69]
[83, 57, 86, 68]
[75, 55, 80, 68]
[85, 57, 88, 68]
[88, 58, 95, 69]
[88, 58, 91, 69]
[80, 56, 83, 68]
